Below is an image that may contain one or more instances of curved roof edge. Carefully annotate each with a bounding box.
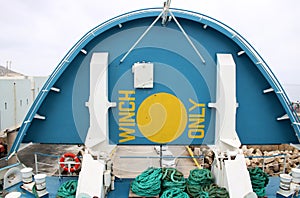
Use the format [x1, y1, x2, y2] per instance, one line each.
[8, 7, 300, 158]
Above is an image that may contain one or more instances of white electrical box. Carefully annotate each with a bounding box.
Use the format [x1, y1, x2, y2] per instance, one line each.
[132, 62, 153, 88]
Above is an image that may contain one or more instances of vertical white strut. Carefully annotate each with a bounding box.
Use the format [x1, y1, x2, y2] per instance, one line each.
[85, 53, 116, 154]
[209, 54, 256, 198]
[209, 53, 240, 150]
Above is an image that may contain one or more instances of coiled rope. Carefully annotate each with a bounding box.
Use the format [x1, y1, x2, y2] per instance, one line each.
[56, 180, 78, 198]
[162, 167, 186, 191]
[160, 187, 189, 198]
[186, 168, 214, 197]
[131, 167, 229, 198]
[131, 167, 162, 197]
[200, 184, 229, 198]
[248, 167, 269, 197]
[186, 168, 229, 198]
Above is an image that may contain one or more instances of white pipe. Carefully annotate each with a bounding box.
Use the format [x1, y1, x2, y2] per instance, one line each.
[120, 11, 164, 63]
[169, 10, 206, 64]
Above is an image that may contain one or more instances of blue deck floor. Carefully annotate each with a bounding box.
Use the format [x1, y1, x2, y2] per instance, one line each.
[4, 176, 286, 198]
[5, 176, 77, 198]
[266, 176, 280, 198]
[108, 178, 132, 198]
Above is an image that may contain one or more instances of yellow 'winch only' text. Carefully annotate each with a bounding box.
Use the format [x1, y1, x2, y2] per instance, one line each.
[188, 98, 206, 139]
[118, 90, 206, 143]
[118, 90, 136, 143]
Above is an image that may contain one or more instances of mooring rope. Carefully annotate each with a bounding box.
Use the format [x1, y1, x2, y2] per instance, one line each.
[56, 180, 78, 198]
[248, 167, 269, 197]
[186, 168, 214, 197]
[160, 187, 189, 198]
[186, 168, 229, 198]
[131, 167, 230, 198]
[162, 167, 186, 191]
[131, 167, 162, 197]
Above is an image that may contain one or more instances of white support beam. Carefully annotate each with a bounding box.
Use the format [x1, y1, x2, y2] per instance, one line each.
[263, 87, 274, 94]
[34, 114, 46, 120]
[81, 49, 88, 55]
[50, 87, 60, 93]
[277, 114, 289, 121]
[209, 53, 241, 150]
[169, 10, 206, 64]
[85, 53, 115, 152]
[237, 50, 245, 56]
[209, 54, 254, 198]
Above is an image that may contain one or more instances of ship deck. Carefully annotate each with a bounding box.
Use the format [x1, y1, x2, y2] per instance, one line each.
[3, 176, 281, 198]
[0, 144, 291, 197]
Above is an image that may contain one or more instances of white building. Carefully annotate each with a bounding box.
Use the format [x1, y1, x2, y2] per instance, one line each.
[0, 75, 47, 135]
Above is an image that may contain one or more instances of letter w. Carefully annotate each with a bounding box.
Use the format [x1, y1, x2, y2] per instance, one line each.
[119, 127, 135, 143]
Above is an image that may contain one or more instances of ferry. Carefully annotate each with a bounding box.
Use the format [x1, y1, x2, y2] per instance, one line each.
[1, 1, 300, 198]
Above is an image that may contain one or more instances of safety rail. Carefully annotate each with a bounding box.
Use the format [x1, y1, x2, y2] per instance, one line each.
[113, 155, 205, 178]
[114, 154, 289, 178]
[34, 152, 81, 177]
[0, 160, 22, 181]
[245, 153, 287, 176]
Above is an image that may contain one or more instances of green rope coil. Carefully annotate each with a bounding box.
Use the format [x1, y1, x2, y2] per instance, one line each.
[57, 180, 78, 198]
[131, 167, 162, 197]
[131, 167, 229, 198]
[160, 187, 189, 198]
[188, 168, 214, 186]
[186, 168, 214, 197]
[200, 184, 229, 198]
[186, 168, 229, 198]
[194, 191, 209, 198]
[162, 168, 186, 191]
[248, 167, 269, 197]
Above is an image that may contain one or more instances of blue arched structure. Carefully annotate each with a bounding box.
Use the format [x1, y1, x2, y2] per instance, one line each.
[9, 8, 300, 156]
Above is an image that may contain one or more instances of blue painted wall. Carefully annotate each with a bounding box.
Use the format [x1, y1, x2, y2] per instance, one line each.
[12, 8, 298, 150]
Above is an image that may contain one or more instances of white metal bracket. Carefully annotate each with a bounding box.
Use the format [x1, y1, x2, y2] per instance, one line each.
[34, 114, 46, 120]
[263, 87, 274, 94]
[210, 54, 254, 198]
[162, 0, 171, 26]
[86, 53, 116, 151]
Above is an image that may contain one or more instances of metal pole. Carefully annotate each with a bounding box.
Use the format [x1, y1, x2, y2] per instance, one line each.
[120, 11, 164, 63]
[169, 10, 206, 64]
[58, 157, 61, 178]
[13, 82, 17, 128]
[35, 153, 38, 174]
[160, 145, 162, 167]
[283, 154, 287, 174]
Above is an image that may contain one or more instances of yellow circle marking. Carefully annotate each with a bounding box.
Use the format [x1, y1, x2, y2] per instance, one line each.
[137, 92, 187, 143]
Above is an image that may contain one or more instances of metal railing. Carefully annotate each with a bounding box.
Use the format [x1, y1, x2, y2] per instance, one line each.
[34, 152, 80, 176]
[245, 153, 288, 176]
[112, 154, 206, 178]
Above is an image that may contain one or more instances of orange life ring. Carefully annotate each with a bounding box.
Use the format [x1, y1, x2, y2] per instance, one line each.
[59, 152, 80, 172]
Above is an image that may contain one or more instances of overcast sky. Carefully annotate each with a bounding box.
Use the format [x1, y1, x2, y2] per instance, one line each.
[0, 0, 299, 88]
